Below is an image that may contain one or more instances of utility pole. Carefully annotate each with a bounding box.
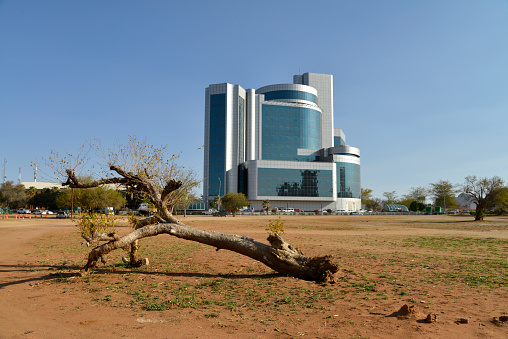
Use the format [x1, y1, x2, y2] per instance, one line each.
[34, 159, 37, 182]
[218, 177, 222, 211]
[2, 159, 6, 184]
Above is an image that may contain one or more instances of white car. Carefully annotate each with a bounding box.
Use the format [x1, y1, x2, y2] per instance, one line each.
[17, 208, 31, 214]
[33, 210, 46, 215]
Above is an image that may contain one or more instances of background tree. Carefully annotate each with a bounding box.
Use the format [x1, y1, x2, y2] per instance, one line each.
[221, 193, 249, 217]
[397, 195, 413, 209]
[50, 137, 338, 283]
[428, 180, 457, 210]
[27, 186, 37, 197]
[407, 186, 427, 203]
[28, 187, 60, 210]
[401, 186, 428, 210]
[361, 188, 373, 207]
[0, 181, 27, 209]
[176, 190, 200, 217]
[366, 197, 383, 211]
[262, 199, 271, 214]
[462, 175, 505, 221]
[382, 191, 398, 205]
[489, 187, 508, 215]
[209, 196, 220, 210]
[56, 182, 125, 212]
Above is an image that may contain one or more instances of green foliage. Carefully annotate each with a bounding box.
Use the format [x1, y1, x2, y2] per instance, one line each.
[397, 196, 412, 209]
[267, 217, 285, 235]
[382, 191, 398, 204]
[27, 186, 37, 196]
[408, 201, 426, 212]
[0, 181, 27, 208]
[28, 187, 60, 210]
[428, 180, 457, 209]
[361, 188, 373, 207]
[262, 199, 271, 214]
[75, 212, 116, 239]
[490, 187, 508, 214]
[220, 193, 249, 216]
[56, 178, 125, 211]
[407, 186, 427, 203]
[209, 195, 220, 209]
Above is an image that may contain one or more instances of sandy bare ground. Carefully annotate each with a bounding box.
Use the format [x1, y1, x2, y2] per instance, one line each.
[0, 214, 507, 338]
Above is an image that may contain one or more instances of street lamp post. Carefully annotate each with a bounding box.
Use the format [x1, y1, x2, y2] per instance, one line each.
[218, 177, 222, 211]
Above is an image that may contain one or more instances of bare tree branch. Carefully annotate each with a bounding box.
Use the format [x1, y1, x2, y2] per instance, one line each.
[63, 169, 128, 188]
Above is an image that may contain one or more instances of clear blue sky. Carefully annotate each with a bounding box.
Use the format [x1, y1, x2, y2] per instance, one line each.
[1, 0, 507, 199]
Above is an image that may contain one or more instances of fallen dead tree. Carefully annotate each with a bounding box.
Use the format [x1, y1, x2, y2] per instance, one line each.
[56, 137, 339, 283]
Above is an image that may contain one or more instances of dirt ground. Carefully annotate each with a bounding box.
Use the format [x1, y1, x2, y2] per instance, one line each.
[0, 214, 507, 338]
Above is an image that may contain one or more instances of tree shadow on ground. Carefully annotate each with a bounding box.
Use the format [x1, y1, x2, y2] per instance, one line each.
[402, 220, 475, 224]
[0, 263, 283, 289]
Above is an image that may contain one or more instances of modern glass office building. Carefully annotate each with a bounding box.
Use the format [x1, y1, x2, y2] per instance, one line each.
[203, 73, 361, 212]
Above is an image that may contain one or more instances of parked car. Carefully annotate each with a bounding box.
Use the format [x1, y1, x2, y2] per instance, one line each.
[350, 211, 363, 215]
[56, 211, 70, 219]
[33, 210, 46, 215]
[17, 208, 31, 214]
[240, 209, 253, 213]
[45, 210, 54, 215]
[212, 210, 228, 217]
[294, 209, 302, 212]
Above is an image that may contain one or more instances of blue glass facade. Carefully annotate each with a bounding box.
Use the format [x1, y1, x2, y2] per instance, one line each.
[263, 90, 317, 103]
[262, 104, 321, 161]
[258, 168, 333, 197]
[208, 94, 226, 196]
[205, 73, 361, 211]
[334, 136, 345, 146]
[238, 97, 245, 164]
[336, 162, 360, 198]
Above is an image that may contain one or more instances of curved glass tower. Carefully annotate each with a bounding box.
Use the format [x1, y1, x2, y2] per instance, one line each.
[204, 73, 361, 212]
[257, 84, 321, 162]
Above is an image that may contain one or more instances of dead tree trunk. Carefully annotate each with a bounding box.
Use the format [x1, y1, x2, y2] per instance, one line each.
[83, 222, 339, 283]
[62, 161, 339, 283]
